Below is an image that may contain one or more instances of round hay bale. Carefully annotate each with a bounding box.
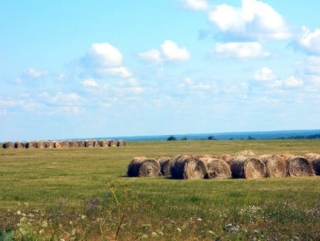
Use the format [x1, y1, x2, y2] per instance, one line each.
[35, 141, 44, 149]
[158, 157, 173, 176]
[280, 153, 294, 162]
[108, 140, 117, 147]
[230, 155, 266, 179]
[77, 141, 85, 147]
[260, 154, 287, 178]
[2, 142, 14, 149]
[304, 153, 320, 175]
[127, 157, 160, 177]
[286, 156, 315, 177]
[53, 141, 61, 148]
[117, 140, 127, 147]
[14, 141, 25, 148]
[44, 140, 54, 148]
[59, 141, 70, 148]
[220, 154, 234, 164]
[99, 140, 109, 147]
[93, 141, 101, 147]
[69, 141, 79, 148]
[127, 157, 146, 177]
[25, 141, 36, 149]
[199, 156, 231, 179]
[170, 155, 207, 180]
[84, 140, 94, 148]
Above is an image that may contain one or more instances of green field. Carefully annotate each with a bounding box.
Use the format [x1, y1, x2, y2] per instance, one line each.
[0, 140, 319, 240]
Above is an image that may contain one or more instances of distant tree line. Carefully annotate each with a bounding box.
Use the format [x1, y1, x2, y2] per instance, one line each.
[275, 133, 320, 140]
[166, 133, 320, 141]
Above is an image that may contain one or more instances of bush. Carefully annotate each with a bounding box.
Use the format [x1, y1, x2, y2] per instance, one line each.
[167, 136, 177, 141]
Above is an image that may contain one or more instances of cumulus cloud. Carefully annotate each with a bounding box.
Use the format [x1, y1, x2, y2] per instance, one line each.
[283, 76, 303, 87]
[82, 78, 98, 87]
[208, 0, 290, 41]
[254, 67, 276, 81]
[81, 42, 132, 78]
[139, 40, 190, 63]
[45, 92, 83, 104]
[24, 68, 48, 78]
[293, 27, 320, 55]
[295, 57, 320, 85]
[87, 42, 123, 67]
[180, 0, 209, 11]
[253, 67, 303, 88]
[213, 42, 270, 59]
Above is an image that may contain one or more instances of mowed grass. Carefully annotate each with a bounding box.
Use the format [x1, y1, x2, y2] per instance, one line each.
[0, 140, 319, 240]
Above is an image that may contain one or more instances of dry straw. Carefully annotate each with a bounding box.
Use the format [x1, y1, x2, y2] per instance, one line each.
[53, 141, 61, 148]
[158, 157, 174, 176]
[286, 156, 315, 177]
[69, 141, 79, 148]
[44, 141, 54, 148]
[109, 140, 117, 147]
[93, 141, 101, 147]
[220, 154, 234, 164]
[170, 155, 207, 180]
[117, 140, 127, 147]
[304, 153, 320, 175]
[35, 141, 44, 149]
[2, 142, 14, 149]
[199, 155, 231, 179]
[84, 140, 94, 148]
[127, 157, 161, 177]
[99, 140, 109, 147]
[230, 151, 266, 179]
[14, 141, 25, 148]
[77, 141, 85, 147]
[260, 154, 287, 178]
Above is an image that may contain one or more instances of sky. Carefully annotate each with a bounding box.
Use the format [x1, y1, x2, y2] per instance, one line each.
[1, 0, 320, 142]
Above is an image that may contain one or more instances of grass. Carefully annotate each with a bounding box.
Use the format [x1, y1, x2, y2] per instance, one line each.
[0, 140, 319, 240]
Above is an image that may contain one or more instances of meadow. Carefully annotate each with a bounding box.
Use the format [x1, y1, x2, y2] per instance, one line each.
[0, 140, 319, 240]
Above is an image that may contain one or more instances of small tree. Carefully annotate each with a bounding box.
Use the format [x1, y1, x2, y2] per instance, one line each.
[167, 135, 177, 141]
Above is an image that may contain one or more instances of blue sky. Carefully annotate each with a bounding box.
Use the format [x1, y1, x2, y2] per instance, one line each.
[1, 0, 320, 141]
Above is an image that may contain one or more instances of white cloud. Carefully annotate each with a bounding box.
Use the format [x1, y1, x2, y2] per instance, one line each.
[139, 40, 190, 62]
[24, 68, 48, 78]
[294, 27, 320, 55]
[81, 42, 132, 78]
[161, 40, 190, 61]
[254, 67, 276, 81]
[283, 76, 303, 87]
[181, 0, 209, 11]
[104, 67, 132, 78]
[88, 42, 122, 67]
[49, 92, 83, 104]
[213, 42, 269, 59]
[139, 49, 162, 63]
[208, 0, 290, 41]
[82, 78, 98, 87]
[252, 67, 304, 89]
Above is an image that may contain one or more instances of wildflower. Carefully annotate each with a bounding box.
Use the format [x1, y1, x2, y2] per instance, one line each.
[151, 232, 158, 237]
[81, 215, 86, 219]
[41, 221, 48, 227]
[16, 210, 21, 215]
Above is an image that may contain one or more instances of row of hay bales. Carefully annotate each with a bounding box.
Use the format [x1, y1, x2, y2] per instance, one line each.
[127, 150, 320, 179]
[1, 140, 126, 149]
